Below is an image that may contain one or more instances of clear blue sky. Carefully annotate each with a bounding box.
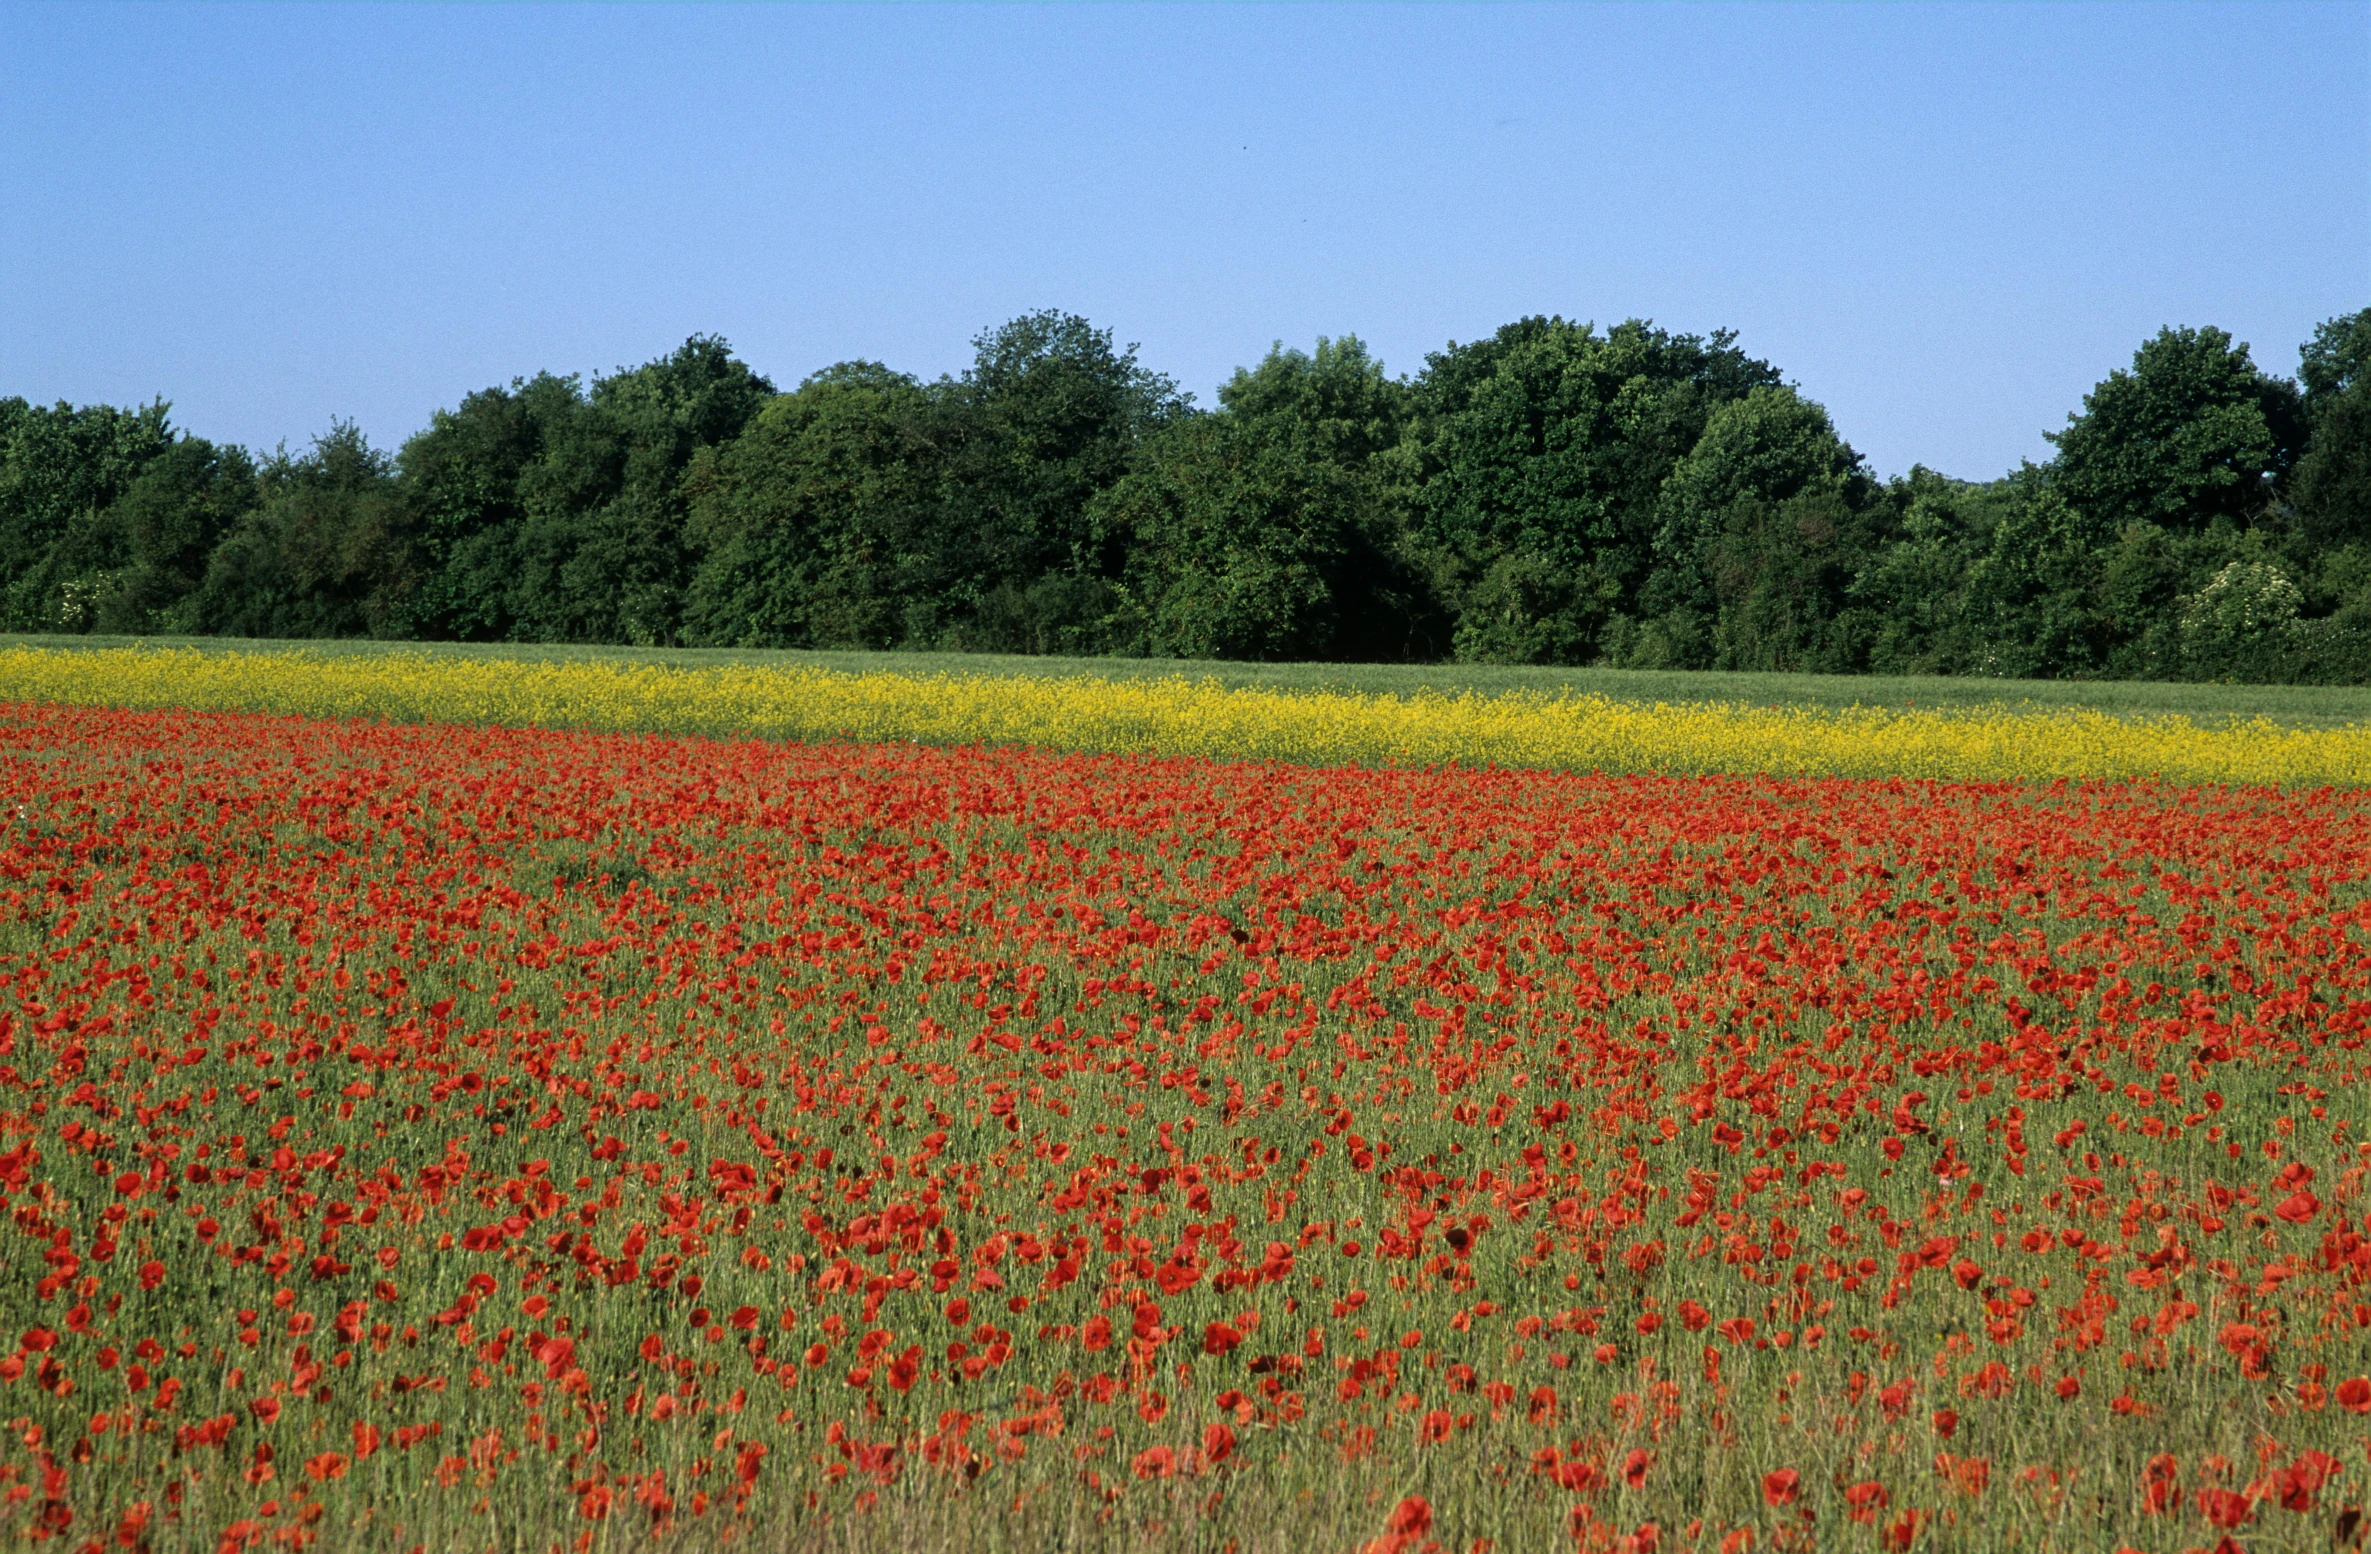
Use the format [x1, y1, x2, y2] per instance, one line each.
[3, 3, 2364, 482]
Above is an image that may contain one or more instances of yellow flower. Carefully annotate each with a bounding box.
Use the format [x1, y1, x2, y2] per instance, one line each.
[2, 645, 2362, 787]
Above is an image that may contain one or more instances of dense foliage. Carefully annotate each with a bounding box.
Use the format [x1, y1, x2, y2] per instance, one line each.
[5, 308, 2368, 681]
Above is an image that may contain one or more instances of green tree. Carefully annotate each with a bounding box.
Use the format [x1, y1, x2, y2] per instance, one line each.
[1633, 385, 1883, 671]
[1958, 473, 2114, 678]
[2292, 309, 2371, 551]
[87, 437, 260, 633]
[1216, 336, 1409, 468]
[2179, 558, 2306, 681]
[396, 337, 772, 644]
[919, 312, 1190, 651]
[2299, 308, 2371, 419]
[509, 337, 773, 645]
[1087, 411, 1413, 662]
[1850, 469, 2006, 675]
[681, 363, 932, 650]
[0, 397, 176, 630]
[193, 423, 414, 638]
[398, 371, 586, 640]
[2049, 326, 2304, 534]
[1949, 326, 2320, 682]
[2293, 390, 2371, 551]
[1397, 318, 1781, 663]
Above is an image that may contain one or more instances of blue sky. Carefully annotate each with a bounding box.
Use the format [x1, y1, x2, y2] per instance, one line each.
[2, 3, 2364, 482]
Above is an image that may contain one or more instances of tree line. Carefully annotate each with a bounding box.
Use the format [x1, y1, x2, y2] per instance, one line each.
[4, 306, 2367, 680]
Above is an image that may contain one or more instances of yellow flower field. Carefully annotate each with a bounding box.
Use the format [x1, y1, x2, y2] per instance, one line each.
[2, 642, 2364, 786]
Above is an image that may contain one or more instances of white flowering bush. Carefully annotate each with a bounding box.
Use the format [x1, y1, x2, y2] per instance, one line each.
[2179, 560, 2303, 678]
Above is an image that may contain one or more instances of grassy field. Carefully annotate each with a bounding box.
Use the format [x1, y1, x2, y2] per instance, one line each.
[14, 631, 2371, 728]
[5, 700, 2369, 1553]
[15, 633, 2371, 786]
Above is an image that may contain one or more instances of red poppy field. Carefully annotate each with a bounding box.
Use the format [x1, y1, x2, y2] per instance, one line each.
[2, 702, 2369, 1554]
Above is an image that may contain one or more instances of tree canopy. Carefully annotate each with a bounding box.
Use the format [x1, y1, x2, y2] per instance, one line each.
[5, 304, 2368, 684]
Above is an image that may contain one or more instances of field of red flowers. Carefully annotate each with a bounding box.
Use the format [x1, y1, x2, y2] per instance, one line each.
[1, 703, 2368, 1554]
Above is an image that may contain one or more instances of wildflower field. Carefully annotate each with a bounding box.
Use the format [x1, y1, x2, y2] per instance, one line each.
[2, 659, 2371, 1554]
[10, 642, 2371, 786]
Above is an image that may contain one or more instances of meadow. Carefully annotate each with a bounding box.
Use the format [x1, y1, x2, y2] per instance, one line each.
[0, 645, 2366, 1552]
[19, 633, 2371, 725]
[9, 638, 2371, 787]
